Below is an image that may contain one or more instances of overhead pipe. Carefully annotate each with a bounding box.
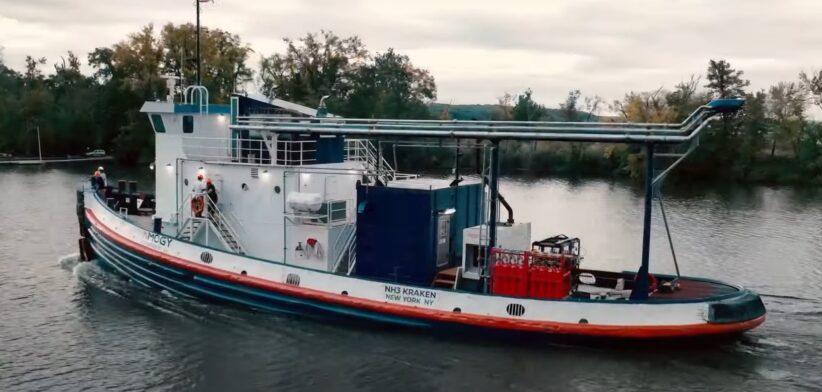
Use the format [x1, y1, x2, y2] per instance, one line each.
[232, 116, 720, 145]
[233, 99, 743, 137]
[235, 100, 729, 130]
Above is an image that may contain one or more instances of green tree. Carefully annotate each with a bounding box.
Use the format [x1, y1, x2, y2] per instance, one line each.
[704, 59, 750, 164]
[0, 51, 24, 153]
[705, 60, 749, 99]
[665, 75, 705, 121]
[335, 48, 436, 118]
[766, 81, 806, 158]
[491, 93, 514, 121]
[735, 90, 769, 178]
[259, 31, 367, 108]
[512, 89, 545, 121]
[160, 23, 253, 102]
[559, 89, 581, 121]
[559, 90, 584, 163]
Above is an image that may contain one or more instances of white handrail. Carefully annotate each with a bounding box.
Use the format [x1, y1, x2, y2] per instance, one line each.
[176, 193, 195, 235]
[345, 139, 416, 184]
[346, 248, 357, 275]
[203, 195, 246, 254]
[183, 85, 209, 114]
[330, 223, 357, 273]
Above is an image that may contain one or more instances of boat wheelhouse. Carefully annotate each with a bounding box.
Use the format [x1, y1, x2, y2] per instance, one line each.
[75, 82, 765, 340]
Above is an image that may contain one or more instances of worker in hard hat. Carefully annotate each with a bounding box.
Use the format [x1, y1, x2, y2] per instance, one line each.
[91, 167, 107, 189]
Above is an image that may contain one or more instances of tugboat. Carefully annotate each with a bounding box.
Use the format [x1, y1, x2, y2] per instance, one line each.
[74, 80, 765, 340]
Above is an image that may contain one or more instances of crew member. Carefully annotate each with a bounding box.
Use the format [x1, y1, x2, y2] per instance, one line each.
[192, 174, 207, 217]
[206, 178, 218, 216]
[193, 174, 206, 193]
[97, 166, 107, 187]
[91, 168, 103, 189]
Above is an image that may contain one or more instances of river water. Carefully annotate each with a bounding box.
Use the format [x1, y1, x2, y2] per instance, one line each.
[1, 164, 820, 391]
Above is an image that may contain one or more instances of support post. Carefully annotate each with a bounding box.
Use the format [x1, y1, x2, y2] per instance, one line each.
[631, 143, 654, 300]
[483, 140, 501, 293]
[455, 139, 461, 180]
[488, 140, 500, 249]
[36, 125, 42, 161]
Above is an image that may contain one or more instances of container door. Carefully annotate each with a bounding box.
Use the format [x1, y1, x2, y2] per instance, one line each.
[436, 214, 452, 267]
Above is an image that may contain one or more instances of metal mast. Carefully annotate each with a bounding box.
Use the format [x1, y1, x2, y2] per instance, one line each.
[196, 0, 201, 86]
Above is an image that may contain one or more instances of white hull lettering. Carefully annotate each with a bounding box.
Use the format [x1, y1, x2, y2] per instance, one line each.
[384, 285, 437, 306]
[146, 232, 174, 247]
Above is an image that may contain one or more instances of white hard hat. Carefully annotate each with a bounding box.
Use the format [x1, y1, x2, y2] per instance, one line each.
[98, 166, 104, 171]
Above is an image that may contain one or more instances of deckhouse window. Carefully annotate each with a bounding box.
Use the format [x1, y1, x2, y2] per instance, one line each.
[150, 114, 166, 133]
[183, 115, 194, 133]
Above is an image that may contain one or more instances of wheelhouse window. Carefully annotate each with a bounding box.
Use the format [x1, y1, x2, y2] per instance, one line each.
[183, 115, 194, 133]
[150, 114, 166, 133]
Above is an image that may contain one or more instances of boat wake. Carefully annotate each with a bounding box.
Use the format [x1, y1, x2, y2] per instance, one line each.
[758, 293, 821, 303]
[62, 254, 258, 327]
[58, 252, 81, 270]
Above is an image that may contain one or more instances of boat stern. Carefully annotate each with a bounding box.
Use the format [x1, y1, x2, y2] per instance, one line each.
[706, 288, 766, 326]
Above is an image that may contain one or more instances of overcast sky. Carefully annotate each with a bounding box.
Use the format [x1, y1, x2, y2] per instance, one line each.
[1, 0, 821, 108]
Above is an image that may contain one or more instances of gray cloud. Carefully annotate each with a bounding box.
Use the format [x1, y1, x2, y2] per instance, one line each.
[1, 0, 821, 108]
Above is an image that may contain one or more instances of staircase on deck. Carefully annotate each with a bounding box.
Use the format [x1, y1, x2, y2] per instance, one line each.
[178, 218, 204, 241]
[331, 222, 357, 275]
[432, 267, 461, 289]
[176, 195, 246, 255]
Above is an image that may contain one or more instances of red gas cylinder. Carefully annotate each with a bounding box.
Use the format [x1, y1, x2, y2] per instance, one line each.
[491, 262, 506, 295]
[527, 265, 541, 298]
[512, 262, 528, 296]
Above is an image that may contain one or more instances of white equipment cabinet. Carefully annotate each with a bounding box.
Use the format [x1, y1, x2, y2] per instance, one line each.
[461, 223, 531, 280]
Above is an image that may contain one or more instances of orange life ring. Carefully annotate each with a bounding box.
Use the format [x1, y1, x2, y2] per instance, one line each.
[191, 195, 204, 215]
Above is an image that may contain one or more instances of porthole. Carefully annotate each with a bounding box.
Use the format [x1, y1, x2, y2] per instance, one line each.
[200, 251, 213, 264]
[274, 185, 281, 194]
[184, 178, 189, 186]
[285, 273, 300, 286]
[341, 290, 348, 296]
[579, 318, 589, 324]
[506, 303, 525, 317]
[453, 307, 462, 313]
[241, 270, 247, 276]
[241, 183, 248, 191]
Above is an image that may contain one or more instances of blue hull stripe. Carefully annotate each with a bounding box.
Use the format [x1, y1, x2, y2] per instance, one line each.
[88, 227, 430, 328]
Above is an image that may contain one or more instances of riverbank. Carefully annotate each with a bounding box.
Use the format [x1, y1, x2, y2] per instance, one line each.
[391, 141, 822, 187]
[0, 156, 113, 165]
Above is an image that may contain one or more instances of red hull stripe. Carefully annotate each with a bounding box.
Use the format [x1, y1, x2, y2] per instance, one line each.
[86, 209, 765, 338]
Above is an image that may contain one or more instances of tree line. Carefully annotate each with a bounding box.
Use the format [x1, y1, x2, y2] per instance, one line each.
[1, 24, 821, 183]
[481, 60, 822, 183]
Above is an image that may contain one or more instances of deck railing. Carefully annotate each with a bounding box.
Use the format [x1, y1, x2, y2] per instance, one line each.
[181, 136, 317, 166]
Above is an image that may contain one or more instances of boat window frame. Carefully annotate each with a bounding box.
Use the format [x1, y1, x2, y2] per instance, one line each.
[183, 115, 194, 133]
[150, 114, 166, 133]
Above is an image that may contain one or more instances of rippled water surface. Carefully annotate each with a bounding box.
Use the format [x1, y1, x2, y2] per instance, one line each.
[1, 165, 821, 391]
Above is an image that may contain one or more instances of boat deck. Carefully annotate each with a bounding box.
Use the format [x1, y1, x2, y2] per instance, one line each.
[648, 278, 739, 301]
[122, 213, 739, 303]
[575, 269, 740, 302]
[129, 214, 179, 237]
